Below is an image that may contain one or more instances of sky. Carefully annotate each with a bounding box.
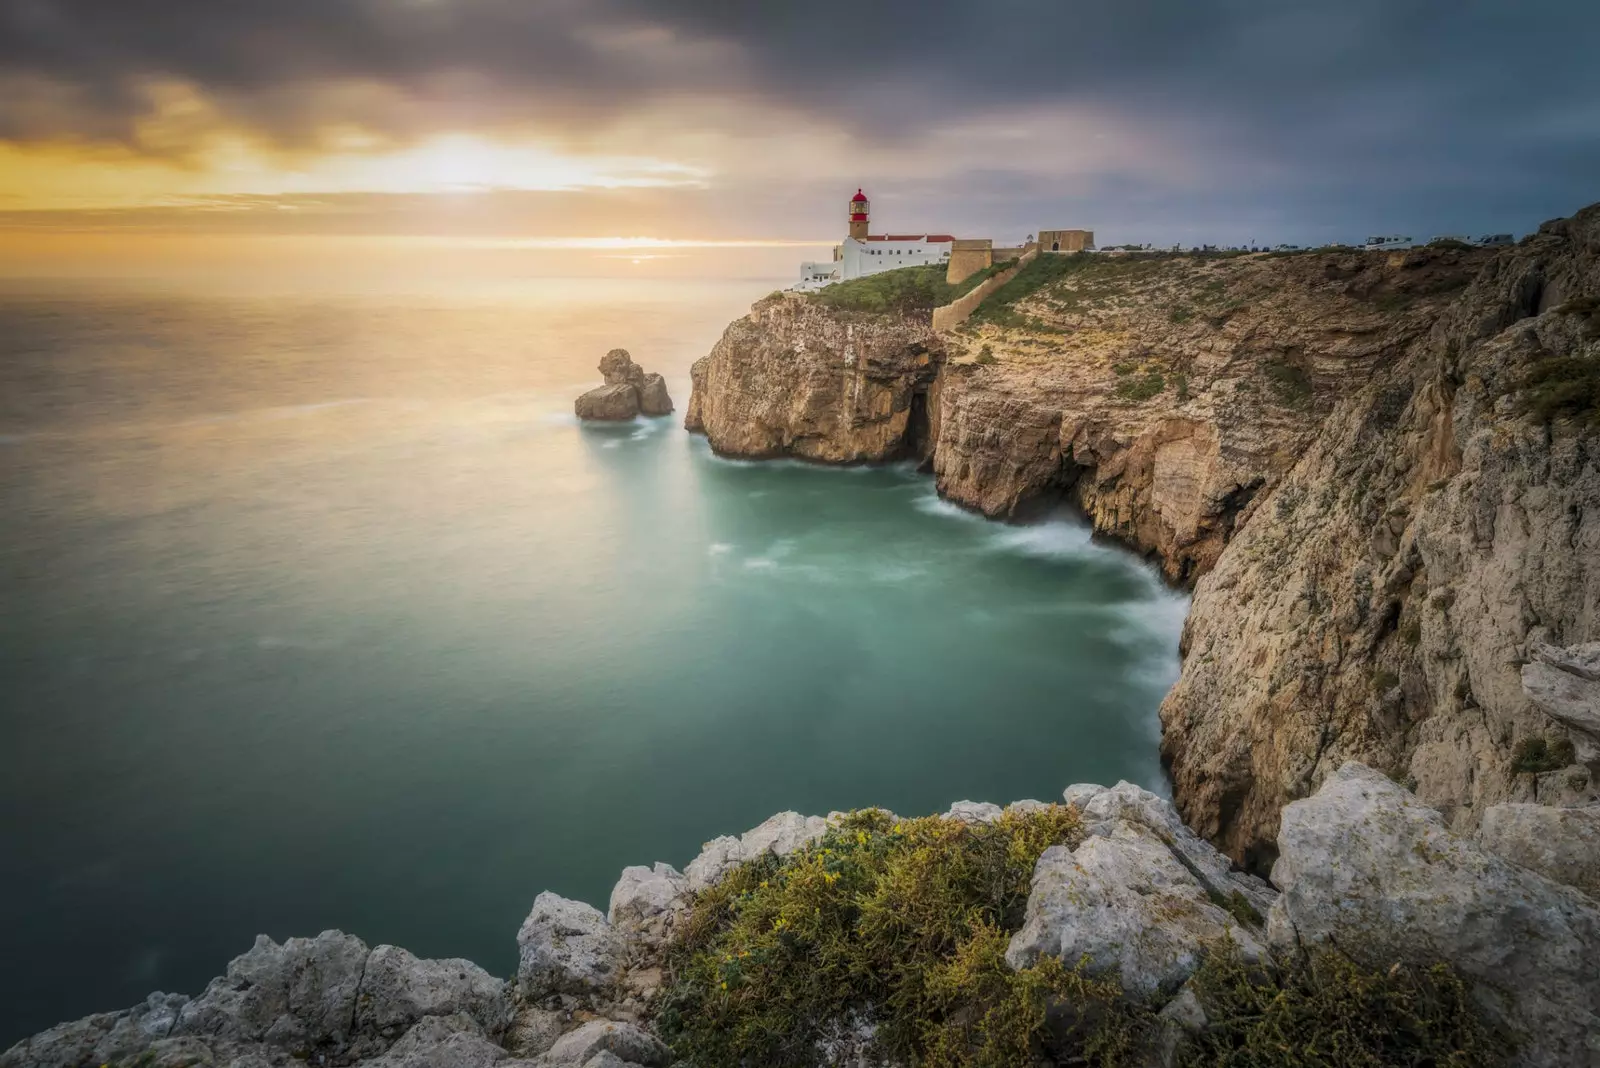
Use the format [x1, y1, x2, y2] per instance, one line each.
[1, 0, 1598, 250]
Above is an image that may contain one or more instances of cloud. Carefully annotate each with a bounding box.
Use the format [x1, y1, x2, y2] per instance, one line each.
[0, 0, 1596, 236]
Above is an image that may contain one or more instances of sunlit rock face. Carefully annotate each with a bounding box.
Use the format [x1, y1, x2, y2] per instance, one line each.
[685, 294, 943, 463]
[688, 203, 1600, 867]
[576, 349, 673, 421]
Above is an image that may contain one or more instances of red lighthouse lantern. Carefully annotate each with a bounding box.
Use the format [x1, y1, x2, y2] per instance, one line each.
[849, 188, 870, 240]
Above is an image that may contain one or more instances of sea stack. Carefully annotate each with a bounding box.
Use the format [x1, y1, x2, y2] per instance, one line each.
[574, 348, 673, 421]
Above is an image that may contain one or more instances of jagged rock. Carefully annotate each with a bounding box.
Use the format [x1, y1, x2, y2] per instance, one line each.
[355, 945, 511, 1040]
[599, 349, 646, 387]
[1268, 763, 1600, 1068]
[1079, 782, 1276, 919]
[684, 811, 828, 891]
[1524, 645, 1600, 739]
[0, 932, 527, 1068]
[637, 374, 673, 417]
[1062, 783, 1105, 810]
[0, 993, 192, 1068]
[1479, 802, 1600, 900]
[174, 930, 368, 1046]
[516, 894, 624, 998]
[362, 1013, 523, 1068]
[1532, 640, 1600, 682]
[942, 800, 1003, 823]
[574, 384, 641, 422]
[608, 863, 688, 927]
[1151, 985, 1208, 1068]
[503, 1006, 566, 1059]
[576, 350, 672, 421]
[580, 1052, 646, 1068]
[536, 1020, 668, 1068]
[1003, 799, 1051, 815]
[1006, 820, 1268, 996]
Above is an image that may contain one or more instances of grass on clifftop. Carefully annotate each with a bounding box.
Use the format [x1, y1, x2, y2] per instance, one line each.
[655, 808, 1509, 1068]
[810, 262, 1008, 315]
[655, 806, 1151, 1068]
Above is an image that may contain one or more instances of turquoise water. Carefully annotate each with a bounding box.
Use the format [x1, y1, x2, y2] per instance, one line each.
[0, 272, 1184, 1045]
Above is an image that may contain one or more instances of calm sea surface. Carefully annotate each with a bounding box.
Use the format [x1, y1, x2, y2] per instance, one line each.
[0, 264, 1184, 1044]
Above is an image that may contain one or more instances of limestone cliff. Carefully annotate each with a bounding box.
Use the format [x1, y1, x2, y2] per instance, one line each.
[687, 204, 1600, 867]
[684, 295, 942, 463]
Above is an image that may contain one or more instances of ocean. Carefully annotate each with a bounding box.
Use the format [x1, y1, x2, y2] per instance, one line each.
[0, 256, 1185, 1045]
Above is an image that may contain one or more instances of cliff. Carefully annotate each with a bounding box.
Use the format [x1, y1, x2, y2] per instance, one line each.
[686, 205, 1600, 866]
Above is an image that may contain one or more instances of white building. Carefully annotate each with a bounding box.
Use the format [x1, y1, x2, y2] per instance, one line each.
[793, 190, 954, 291]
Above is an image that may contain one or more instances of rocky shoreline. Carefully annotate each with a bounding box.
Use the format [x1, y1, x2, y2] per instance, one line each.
[685, 201, 1600, 871]
[8, 765, 1599, 1067]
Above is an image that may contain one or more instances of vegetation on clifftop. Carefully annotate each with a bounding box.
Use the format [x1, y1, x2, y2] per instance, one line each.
[656, 808, 1508, 1068]
[810, 262, 1007, 314]
[656, 805, 1151, 1067]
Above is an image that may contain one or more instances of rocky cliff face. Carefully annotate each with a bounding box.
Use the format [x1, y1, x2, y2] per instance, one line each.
[687, 205, 1600, 867]
[684, 295, 942, 463]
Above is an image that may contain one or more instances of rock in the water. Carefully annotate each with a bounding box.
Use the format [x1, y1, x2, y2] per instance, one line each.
[942, 800, 1003, 823]
[1006, 821, 1268, 996]
[608, 863, 688, 926]
[516, 893, 624, 998]
[1479, 802, 1600, 900]
[599, 349, 646, 387]
[536, 1020, 668, 1068]
[684, 811, 829, 891]
[355, 945, 511, 1040]
[1269, 762, 1600, 1068]
[574, 383, 641, 422]
[575, 350, 671, 421]
[637, 373, 673, 416]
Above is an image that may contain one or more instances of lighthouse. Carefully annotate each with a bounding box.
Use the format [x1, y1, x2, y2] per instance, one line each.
[848, 189, 870, 241]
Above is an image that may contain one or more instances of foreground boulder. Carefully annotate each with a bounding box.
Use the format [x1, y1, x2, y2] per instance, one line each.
[516, 893, 625, 997]
[574, 349, 673, 421]
[1269, 762, 1600, 1068]
[1007, 782, 1272, 995]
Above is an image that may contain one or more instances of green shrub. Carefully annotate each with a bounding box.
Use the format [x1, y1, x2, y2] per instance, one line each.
[1401, 618, 1422, 645]
[1518, 353, 1600, 429]
[1112, 361, 1136, 376]
[1171, 306, 1194, 324]
[975, 345, 997, 366]
[1116, 373, 1165, 402]
[811, 264, 995, 315]
[656, 807, 1151, 1068]
[1176, 373, 1191, 402]
[1263, 359, 1313, 408]
[1373, 290, 1415, 315]
[1511, 735, 1576, 775]
[1373, 669, 1400, 692]
[1181, 946, 1512, 1068]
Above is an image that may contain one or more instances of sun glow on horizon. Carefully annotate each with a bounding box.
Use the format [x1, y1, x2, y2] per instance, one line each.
[0, 131, 711, 211]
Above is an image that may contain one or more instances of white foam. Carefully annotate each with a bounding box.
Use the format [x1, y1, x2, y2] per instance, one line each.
[708, 542, 734, 555]
[912, 492, 983, 523]
[986, 520, 1095, 560]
